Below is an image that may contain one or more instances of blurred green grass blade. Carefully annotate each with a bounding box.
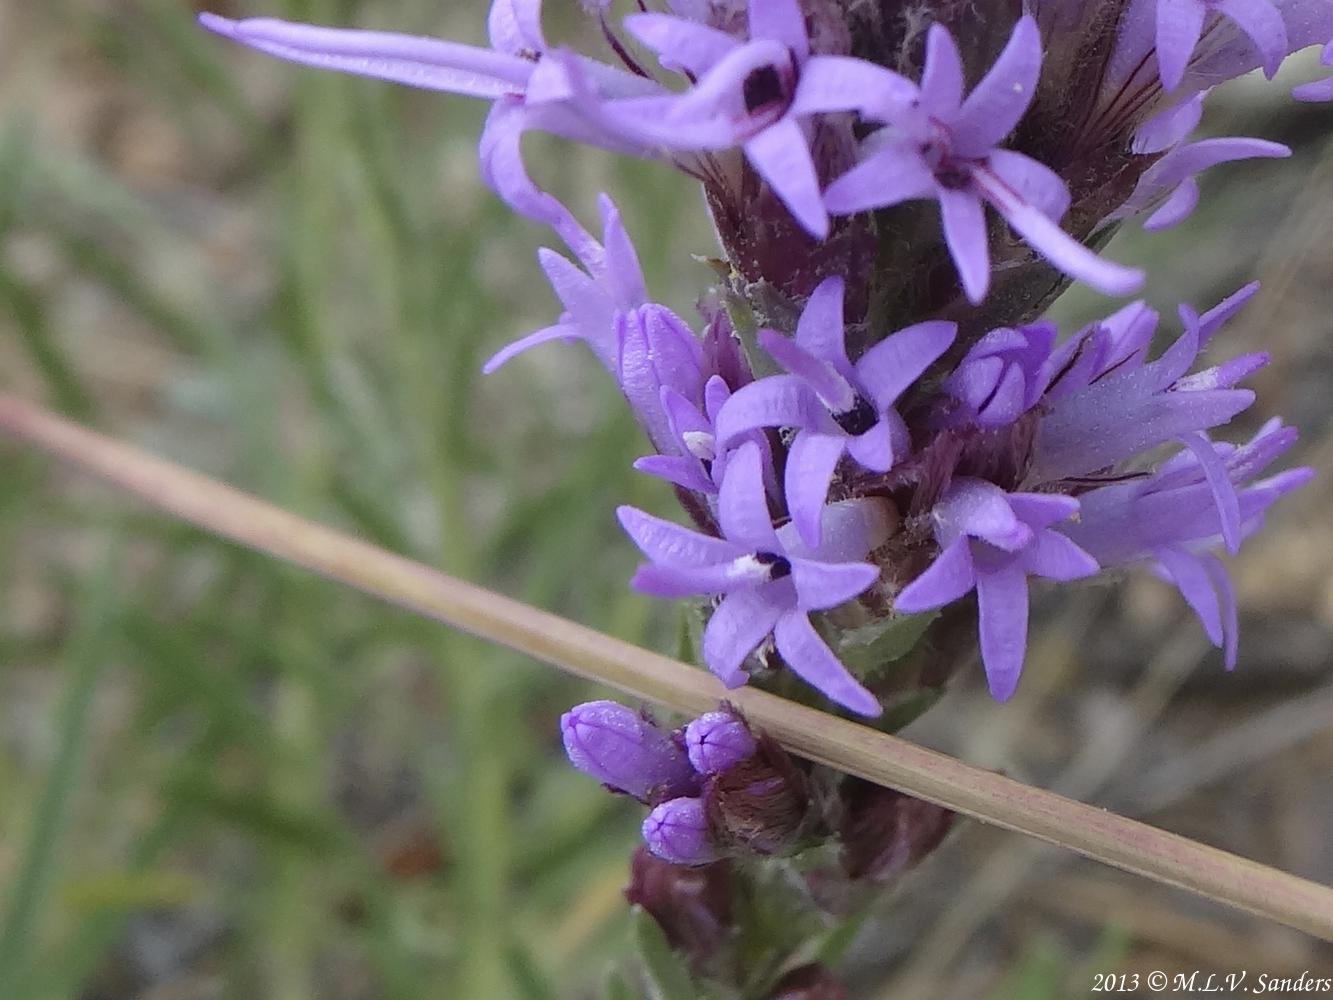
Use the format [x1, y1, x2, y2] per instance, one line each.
[630, 905, 695, 1000]
[0, 540, 122, 995]
[0, 263, 94, 420]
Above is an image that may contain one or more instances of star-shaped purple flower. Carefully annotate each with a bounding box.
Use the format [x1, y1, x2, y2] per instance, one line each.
[1061, 419, 1314, 668]
[618, 0, 916, 238]
[894, 479, 1100, 701]
[715, 276, 955, 545]
[824, 17, 1144, 303]
[939, 323, 1057, 428]
[618, 441, 892, 716]
[1155, 0, 1288, 91]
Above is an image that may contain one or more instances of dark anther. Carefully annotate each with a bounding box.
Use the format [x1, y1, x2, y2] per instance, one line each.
[934, 162, 973, 190]
[753, 551, 792, 580]
[743, 65, 784, 113]
[832, 394, 878, 436]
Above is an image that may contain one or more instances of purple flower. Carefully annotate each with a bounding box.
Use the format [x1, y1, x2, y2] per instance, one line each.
[618, 441, 892, 716]
[824, 18, 1144, 302]
[619, 0, 915, 237]
[1294, 40, 1333, 100]
[484, 194, 707, 453]
[562, 701, 698, 801]
[939, 323, 1057, 428]
[894, 479, 1099, 701]
[1061, 419, 1314, 667]
[643, 797, 718, 865]
[1110, 99, 1290, 230]
[200, 4, 660, 244]
[1028, 293, 1267, 487]
[1155, 0, 1288, 91]
[716, 276, 955, 544]
[684, 711, 757, 775]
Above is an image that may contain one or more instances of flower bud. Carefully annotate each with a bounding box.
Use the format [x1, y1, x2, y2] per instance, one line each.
[625, 846, 733, 967]
[684, 710, 756, 776]
[561, 701, 696, 802]
[642, 797, 718, 865]
[838, 780, 955, 883]
[703, 734, 810, 856]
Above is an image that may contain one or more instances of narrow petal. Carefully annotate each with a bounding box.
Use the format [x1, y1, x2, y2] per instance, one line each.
[985, 149, 1071, 220]
[758, 329, 854, 411]
[919, 24, 965, 118]
[718, 441, 779, 549]
[632, 562, 758, 598]
[715, 374, 822, 445]
[784, 431, 847, 546]
[823, 145, 935, 215]
[748, 0, 810, 59]
[617, 506, 739, 566]
[790, 558, 879, 612]
[1201, 553, 1240, 671]
[1144, 178, 1200, 230]
[894, 538, 977, 612]
[952, 16, 1042, 157]
[1214, 0, 1289, 76]
[744, 119, 828, 239]
[937, 478, 1031, 551]
[488, 0, 545, 57]
[1155, 0, 1207, 90]
[199, 14, 534, 96]
[975, 564, 1030, 701]
[793, 276, 849, 367]
[624, 12, 737, 76]
[633, 454, 715, 493]
[1293, 74, 1333, 101]
[1005, 492, 1080, 530]
[1133, 93, 1205, 153]
[703, 589, 784, 686]
[1022, 530, 1101, 581]
[791, 56, 916, 119]
[1155, 545, 1224, 646]
[772, 613, 882, 716]
[938, 187, 991, 304]
[482, 323, 584, 373]
[844, 410, 907, 473]
[855, 321, 957, 410]
[598, 194, 648, 309]
[1177, 432, 1243, 554]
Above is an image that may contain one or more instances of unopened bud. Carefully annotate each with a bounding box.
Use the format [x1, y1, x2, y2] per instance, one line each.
[561, 701, 696, 802]
[838, 780, 955, 882]
[643, 797, 718, 865]
[684, 709, 756, 776]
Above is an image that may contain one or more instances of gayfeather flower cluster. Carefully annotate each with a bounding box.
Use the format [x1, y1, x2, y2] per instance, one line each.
[203, 0, 1319, 718]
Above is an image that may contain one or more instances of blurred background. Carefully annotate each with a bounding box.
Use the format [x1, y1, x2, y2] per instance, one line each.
[0, 1, 1331, 997]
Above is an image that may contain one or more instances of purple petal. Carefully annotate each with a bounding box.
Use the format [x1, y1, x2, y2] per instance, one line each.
[919, 24, 965, 118]
[758, 329, 854, 412]
[718, 441, 779, 549]
[1005, 492, 1081, 530]
[624, 12, 737, 76]
[1293, 73, 1333, 101]
[632, 562, 757, 598]
[844, 410, 907, 473]
[1022, 530, 1101, 580]
[855, 321, 957, 410]
[482, 323, 582, 373]
[488, 0, 545, 57]
[793, 276, 849, 367]
[1201, 553, 1240, 670]
[936, 478, 1031, 551]
[1155, 545, 1224, 646]
[684, 711, 757, 775]
[703, 588, 784, 685]
[618, 505, 739, 566]
[1144, 178, 1201, 230]
[634, 454, 716, 493]
[772, 613, 882, 716]
[1177, 432, 1243, 554]
[199, 13, 534, 96]
[894, 538, 977, 612]
[782, 498, 896, 563]
[1133, 92, 1205, 153]
[715, 374, 824, 446]
[1155, 0, 1207, 90]
[598, 194, 648, 309]
[789, 558, 879, 612]
[1198, 281, 1260, 344]
[748, 0, 810, 59]
[561, 701, 696, 800]
[985, 149, 1071, 221]
[1215, 0, 1289, 76]
[785, 431, 847, 547]
[952, 16, 1042, 158]
[938, 187, 991, 304]
[744, 118, 828, 239]
[823, 145, 935, 215]
[976, 563, 1031, 701]
[792, 56, 917, 118]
